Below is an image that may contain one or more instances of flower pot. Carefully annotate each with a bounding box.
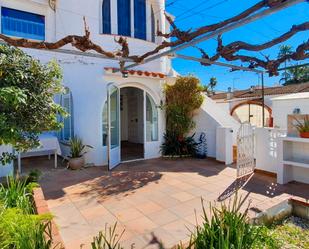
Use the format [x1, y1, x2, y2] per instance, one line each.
[299, 132, 309, 138]
[68, 157, 84, 170]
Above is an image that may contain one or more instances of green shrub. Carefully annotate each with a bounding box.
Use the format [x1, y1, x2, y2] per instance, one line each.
[160, 132, 198, 157]
[83, 223, 125, 249]
[164, 76, 204, 136]
[0, 205, 57, 249]
[182, 195, 273, 249]
[0, 175, 35, 214]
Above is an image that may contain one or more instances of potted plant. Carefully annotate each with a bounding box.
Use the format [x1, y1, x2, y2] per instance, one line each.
[294, 115, 309, 138]
[68, 136, 93, 170]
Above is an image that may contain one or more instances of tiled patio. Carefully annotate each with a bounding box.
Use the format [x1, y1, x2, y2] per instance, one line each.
[22, 157, 308, 249]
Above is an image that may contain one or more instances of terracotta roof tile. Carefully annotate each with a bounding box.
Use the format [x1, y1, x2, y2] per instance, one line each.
[104, 67, 166, 78]
[211, 82, 309, 100]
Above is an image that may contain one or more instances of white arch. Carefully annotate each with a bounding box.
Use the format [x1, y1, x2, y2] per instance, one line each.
[118, 82, 161, 105]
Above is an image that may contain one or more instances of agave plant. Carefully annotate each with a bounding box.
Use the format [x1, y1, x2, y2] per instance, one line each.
[69, 136, 93, 158]
[293, 115, 309, 133]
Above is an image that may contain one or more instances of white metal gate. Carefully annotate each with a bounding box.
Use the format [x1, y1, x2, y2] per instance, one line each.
[237, 122, 255, 178]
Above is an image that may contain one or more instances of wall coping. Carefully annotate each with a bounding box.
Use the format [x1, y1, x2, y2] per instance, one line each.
[33, 187, 65, 248]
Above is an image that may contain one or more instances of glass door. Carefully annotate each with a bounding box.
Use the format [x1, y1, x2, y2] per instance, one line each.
[107, 84, 121, 169]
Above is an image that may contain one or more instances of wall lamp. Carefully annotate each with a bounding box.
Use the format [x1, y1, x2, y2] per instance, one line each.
[122, 71, 129, 78]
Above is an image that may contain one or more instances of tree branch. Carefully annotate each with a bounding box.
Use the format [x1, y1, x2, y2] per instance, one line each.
[197, 22, 309, 75]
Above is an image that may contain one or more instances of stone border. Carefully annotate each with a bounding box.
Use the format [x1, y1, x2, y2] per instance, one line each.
[251, 198, 309, 225]
[33, 187, 65, 248]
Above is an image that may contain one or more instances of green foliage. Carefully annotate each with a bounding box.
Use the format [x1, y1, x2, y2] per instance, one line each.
[267, 217, 309, 249]
[0, 44, 66, 164]
[28, 169, 42, 183]
[293, 115, 309, 133]
[162, 76, 203, 156]
[160, 132, 198, 157]
[0, 174, 60, 249]
[84, 223, 125, 249]
[186, 195, 261, 249]
[164, 76, 204, 136]
[69, 136, 93, 158]
[283, 64, 309, 85]
[0, 205, 57, 249]
[0, 176, 34, 214]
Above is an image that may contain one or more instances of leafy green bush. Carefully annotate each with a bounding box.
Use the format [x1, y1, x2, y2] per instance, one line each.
[0, 44, 66, 165]
[0, 205, 57, 249]
[161, 132, 198, 157]
[0, 176, 36, 214]
[164, 76, 204, 136]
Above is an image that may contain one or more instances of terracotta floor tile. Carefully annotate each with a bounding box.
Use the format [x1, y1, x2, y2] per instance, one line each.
[113, 207, 144, 222]
[171, 191, 195, 202]
[136, 201, 163, 215]
[20, 157, 307, 249]
[80, 204, 110, 221]
[147, 209, 179, 226]
[121, 234, 148, 249]
[123, 216, 158, 234]
[152, 196, 181, 208]
[162, 219, 194, 242]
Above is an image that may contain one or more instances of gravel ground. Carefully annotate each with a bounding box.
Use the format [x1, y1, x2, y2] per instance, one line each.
[283, 216, 309, 229]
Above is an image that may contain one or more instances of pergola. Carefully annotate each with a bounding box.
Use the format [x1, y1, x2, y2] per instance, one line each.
[1, 0, 307, 127]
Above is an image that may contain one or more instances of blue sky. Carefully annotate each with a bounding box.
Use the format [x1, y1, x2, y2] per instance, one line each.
[166, 0, 309, 91]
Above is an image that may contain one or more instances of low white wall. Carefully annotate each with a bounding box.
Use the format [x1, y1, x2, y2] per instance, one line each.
[255, 128, 287, 174]
[0, 145, 14, 178]
[216, 127, 234, 165]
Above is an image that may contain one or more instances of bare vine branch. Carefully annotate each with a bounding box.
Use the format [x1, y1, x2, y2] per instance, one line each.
[0, 0, 307, 75]
[197, 22, 309, 75]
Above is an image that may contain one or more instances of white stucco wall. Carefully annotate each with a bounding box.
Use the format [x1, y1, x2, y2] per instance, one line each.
[193, 95, 240, 158]
[272, 94, 309, 129]
[0, 0, 169, 166]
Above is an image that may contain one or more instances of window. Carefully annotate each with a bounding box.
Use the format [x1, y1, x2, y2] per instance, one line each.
[134, 0, 146, 40]
[1, 7, 45, 40]
[146, 93, 158, 141]
[59, 88, 74, 142]
[102, 0, 111, 34]
[117, 0, 131, 36]
[151, 6, 156, 42]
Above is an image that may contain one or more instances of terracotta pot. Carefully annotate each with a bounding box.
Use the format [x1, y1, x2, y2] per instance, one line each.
[68, 157, 84, 170]
[300, 132, 309, 138]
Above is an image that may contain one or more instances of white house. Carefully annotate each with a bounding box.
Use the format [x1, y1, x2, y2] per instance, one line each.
[0, 0, 242, 174]
[0, 0, 176, 169]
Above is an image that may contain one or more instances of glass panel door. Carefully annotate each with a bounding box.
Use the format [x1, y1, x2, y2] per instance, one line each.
[107, 84, 120, 169]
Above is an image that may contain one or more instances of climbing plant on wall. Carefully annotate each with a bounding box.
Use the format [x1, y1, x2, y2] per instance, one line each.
[164, 76, 204, 136]
[161, 76, 204, 157]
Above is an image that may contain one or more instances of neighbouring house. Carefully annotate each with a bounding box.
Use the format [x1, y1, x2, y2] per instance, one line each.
[211, 82, 309, 128]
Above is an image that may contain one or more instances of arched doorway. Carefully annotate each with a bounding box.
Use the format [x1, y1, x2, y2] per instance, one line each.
[102, 86, 159, 164]
[231, 101, 272, 127]
[120, 87, 144, 161]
